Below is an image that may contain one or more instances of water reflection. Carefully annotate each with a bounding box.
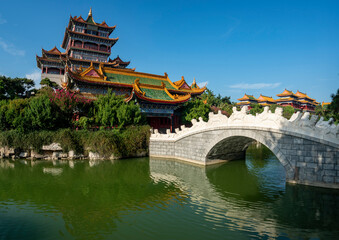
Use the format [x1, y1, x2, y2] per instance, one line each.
[0, 148, 338, 240]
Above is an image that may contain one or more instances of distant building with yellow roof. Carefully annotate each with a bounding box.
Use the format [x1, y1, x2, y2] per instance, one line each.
[256, 94, 276, 106]
[237, 89, 321, 112]
[237, 94, 258, 107]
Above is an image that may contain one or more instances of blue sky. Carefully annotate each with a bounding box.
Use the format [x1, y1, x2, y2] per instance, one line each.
[0, 0, 338, 102]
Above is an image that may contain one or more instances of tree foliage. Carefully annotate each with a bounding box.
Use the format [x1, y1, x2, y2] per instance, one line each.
[181, 98, 211, 123]
[328, 89, 339, 116]
[200, 88, 231, 106]
[24, 95, 60, 131]
[93, 90, 142, 128]
[0, 75, 34, 100]
[40, 78, 59, 89]
[249, 103, 264, 115]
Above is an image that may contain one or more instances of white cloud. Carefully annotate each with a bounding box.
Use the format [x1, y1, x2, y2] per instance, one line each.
[197, 81, 208, 88]
[0, 38, 25, 56]
[26, 70, 41, 87]
[230, 82, 281, 89]
[0, 14, 6, 24]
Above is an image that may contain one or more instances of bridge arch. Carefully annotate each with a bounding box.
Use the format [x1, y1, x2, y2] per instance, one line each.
[203, 129, 294, 180]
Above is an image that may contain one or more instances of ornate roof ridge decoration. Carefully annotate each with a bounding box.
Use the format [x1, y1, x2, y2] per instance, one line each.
[150, 106, 339, 147]
[174, 76, 187, 88]
[190, 77, 199, 89]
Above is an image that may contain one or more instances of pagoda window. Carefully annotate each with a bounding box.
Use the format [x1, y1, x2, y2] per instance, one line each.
[74, 40, 82, 48]
[98, 30, 108, 37]
[74, 26, 84, 33]
[47, 67, 61, 75]
[84, 42, 98, 50]
[86, 29, 98, 36]
[73, 54, 82, 59]
[99, 45, 107, 52]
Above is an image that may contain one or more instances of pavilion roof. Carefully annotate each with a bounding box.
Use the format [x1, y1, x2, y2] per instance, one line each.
[257, 94, 275, 103]
[108, 56, 130, 67]
[276, 89, 296, 97]
[237, 94, 257, 101]
[70, 9, 116, 32]
[66, 64, 205, 103]
[294, 90, 316, 101]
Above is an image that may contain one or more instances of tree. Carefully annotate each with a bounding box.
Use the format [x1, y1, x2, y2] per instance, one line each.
[0, 76, 34, 99]
[116, 102, 142, 126]
[40, 78, 59, 89]
[200, 88, 231, 106]
[181, 98, 211, 123]
[24, 95, 60, 131]
[269, 104, 278, 113]
[249, 103, 264, 115]
[282, 105, 295, 119]
[326, 89, 339, 124]
[93, 90, 142, 128]
[328, 89, 339, 113]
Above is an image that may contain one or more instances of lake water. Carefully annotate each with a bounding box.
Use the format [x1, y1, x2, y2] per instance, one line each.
[0, 145, 338, 240]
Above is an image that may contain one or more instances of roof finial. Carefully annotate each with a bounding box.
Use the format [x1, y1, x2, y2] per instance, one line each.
[193, 77, 196, 84]
[88, 7, 92, 17]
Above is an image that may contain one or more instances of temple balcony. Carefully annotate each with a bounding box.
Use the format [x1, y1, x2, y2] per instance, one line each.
[69, 40, 111, 55]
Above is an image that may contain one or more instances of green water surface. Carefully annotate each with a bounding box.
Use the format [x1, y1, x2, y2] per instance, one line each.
[0, 145, 338, 240]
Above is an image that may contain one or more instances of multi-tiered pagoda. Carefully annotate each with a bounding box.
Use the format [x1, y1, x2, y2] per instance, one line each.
[36, 9, 206, 131]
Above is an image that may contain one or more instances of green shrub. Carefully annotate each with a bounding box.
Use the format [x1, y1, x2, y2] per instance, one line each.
[249, 103, 264, 115]
[24, 95, 59, 131]
[282, 106, 296, 119]
[94, 90, 143, 128]
[181, 98, 211, 123]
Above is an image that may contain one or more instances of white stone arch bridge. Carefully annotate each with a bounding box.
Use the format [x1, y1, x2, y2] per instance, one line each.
[150, 107, 339, 188]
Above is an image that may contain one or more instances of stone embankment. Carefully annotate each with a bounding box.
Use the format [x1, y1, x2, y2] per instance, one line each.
[0, 143, 147, 161]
